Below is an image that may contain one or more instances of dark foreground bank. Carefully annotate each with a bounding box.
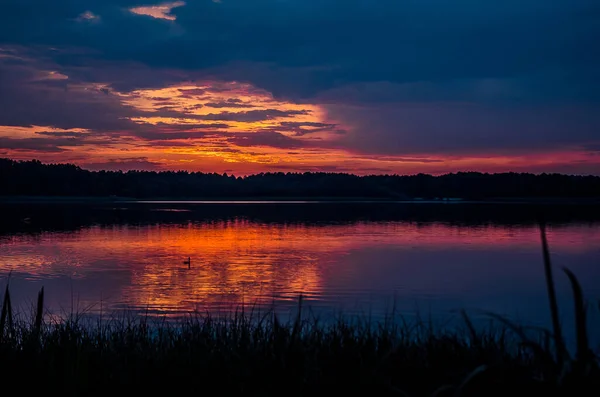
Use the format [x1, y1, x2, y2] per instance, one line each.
[0, 294, 598, 397]
[1, 276, 600, 395]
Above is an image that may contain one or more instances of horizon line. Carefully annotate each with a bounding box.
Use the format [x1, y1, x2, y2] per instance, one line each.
[3, 157, 600, 179]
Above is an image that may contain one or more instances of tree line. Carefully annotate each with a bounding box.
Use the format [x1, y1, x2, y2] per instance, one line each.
[1, 158, 600, 199]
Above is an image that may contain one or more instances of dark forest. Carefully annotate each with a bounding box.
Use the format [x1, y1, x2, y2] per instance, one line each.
[2, 158, 600, 199]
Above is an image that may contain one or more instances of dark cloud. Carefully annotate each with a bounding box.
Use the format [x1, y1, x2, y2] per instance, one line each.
[3, 0, 597, 102]
[373, 157, 445, 164]
[0, 57, 144, 131]
[131, 129, 213, 141]
[83, 157, 163, 171]
[204, 99, 256, 108]
[277, 121, 339, 136]
[0, 137, 96, 153]
[138, 140, 197, 148]
[262, 163, 395, 174]
[0, 140, 66, 153]
[227, 131, 307, 149]
[327, 103, 600, 156]
[35, 131, 91, 138]
[178, 88, 207, 97]
[199, 109, 310, 122]
[583, 143, 600, 152]
[0, 55, 227, 144]
[151, 122, 229, 130]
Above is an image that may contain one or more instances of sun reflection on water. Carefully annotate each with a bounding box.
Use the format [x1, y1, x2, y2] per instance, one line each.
[1, 220, 600, 318]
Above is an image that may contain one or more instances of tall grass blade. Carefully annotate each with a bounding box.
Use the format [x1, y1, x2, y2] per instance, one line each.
[540, 223, 566, 364]
[460, 310, 480, 349]
[0, 284, 8, 338]
[291, 294, 303, 343]
[484, 312, 558, 369]
[6, 287, 13, 338]
[430, 385, 453, 397]
[453, 365, 487, 397]
[562, 268, 591, 367]
[1, 284, 15, 339]
[34, 286, 45, 335]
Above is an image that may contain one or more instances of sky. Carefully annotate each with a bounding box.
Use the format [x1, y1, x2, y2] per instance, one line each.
[0, 0, 599, 175]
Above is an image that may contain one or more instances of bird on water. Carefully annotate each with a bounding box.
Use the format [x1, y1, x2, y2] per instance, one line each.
[183, 257, 191, 269]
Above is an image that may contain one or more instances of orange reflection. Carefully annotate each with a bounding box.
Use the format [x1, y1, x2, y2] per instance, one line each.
[120, 222, 325, 313]
[1, 221, 600, 316]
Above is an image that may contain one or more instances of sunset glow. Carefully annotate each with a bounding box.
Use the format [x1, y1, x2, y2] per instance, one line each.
[1, 73, 598, 175]
[1, 1, 599, 175]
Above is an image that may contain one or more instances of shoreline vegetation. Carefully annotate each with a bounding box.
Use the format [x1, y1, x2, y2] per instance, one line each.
[0, 228, 599, 395]
[3, 196, 600, 204]
[2, 158, 600, 201]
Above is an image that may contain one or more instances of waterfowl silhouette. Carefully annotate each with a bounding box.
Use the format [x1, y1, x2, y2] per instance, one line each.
[183, 257, 191, 269]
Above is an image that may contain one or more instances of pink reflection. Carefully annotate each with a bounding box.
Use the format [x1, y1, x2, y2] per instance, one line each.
[0, 221, 599, 316]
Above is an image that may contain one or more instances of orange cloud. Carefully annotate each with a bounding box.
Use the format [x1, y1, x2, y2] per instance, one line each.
[130, 1, 186, 21]
[1, 78, 600, 175]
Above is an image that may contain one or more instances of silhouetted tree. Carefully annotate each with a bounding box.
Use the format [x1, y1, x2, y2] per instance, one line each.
[1, 158, 599, 199]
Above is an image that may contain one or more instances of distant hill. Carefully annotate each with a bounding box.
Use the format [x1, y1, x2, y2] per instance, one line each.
[1, 158, 600, 200]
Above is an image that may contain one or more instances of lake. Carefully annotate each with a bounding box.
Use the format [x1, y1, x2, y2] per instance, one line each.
[1, 201, 600, 343]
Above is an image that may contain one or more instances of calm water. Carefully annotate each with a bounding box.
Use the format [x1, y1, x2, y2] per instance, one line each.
[1, 201, 600, 340]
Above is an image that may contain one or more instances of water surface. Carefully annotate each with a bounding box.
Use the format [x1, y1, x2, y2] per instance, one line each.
[1, 202, 600, 342]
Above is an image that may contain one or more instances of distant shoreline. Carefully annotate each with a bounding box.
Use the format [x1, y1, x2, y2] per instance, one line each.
[4, 159, 600, 202]
[1, 195, 599, 205]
